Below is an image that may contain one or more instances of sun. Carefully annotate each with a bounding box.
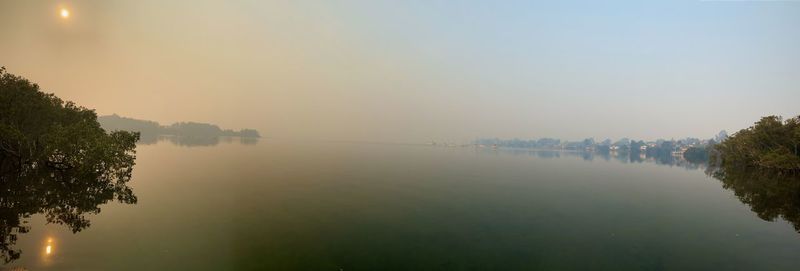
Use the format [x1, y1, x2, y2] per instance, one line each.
[60, 8, 70, 19]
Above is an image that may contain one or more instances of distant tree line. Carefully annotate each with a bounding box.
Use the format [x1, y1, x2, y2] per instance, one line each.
[477, 115, 800, 172]
[474, 138, 563, 149]
[98, 114, 261, 139]
[476, 136, 718, 163]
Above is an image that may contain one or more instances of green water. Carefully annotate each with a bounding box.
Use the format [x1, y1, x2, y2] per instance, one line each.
[4, 140, 800, 270]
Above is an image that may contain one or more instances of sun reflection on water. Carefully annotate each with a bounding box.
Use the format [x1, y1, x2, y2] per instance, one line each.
[44, 237, 54, 256]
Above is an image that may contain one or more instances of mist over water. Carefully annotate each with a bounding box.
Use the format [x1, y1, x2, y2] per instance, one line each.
[5, 141, 800, 270]
[2, 1, 800, 270]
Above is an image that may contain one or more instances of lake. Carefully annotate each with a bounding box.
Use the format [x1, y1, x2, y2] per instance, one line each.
[4, 139, 800, 270]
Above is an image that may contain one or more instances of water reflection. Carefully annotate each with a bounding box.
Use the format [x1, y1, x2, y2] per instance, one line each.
[0, 156, 137, 263]
[478, 148, 706, 170]
[138, 135, 259, 147]
[708, 166, 800, 233]
[45, 238, 53, 256]
[164, 136, 220, 147]
[476, 148, 800, 232]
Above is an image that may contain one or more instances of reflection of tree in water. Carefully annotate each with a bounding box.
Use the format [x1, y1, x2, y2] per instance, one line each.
[708, 166, 800, 232]
[480, 148, 706, 171]
[0, 164, 137, 262]
[135, 134, 259, 147]
[164, 135, 220, 147]
[239, 137, 258, 145]
[221, 136, 259, 145]
[483, 147, 800, 231]
[137, 133, 159, 145]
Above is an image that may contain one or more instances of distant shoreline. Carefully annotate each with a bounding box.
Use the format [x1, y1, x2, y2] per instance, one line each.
[98, 114, 261, 139]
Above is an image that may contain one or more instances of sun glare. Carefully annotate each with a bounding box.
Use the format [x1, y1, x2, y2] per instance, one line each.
[44, 237, 54, 255]
[60, 8, 70, 18]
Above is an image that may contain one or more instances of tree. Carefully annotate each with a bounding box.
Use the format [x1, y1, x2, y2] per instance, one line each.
[0, 67, 139, 262]
[713, 116, 800, 172]
[683, 146, 709, 163]
[239, 129, 260, 138]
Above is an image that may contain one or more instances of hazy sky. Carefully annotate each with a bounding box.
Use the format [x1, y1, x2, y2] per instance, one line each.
[1, 0, 798, 142]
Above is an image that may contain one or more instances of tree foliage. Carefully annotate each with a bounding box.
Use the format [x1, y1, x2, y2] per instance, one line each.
[0, 67, 139, 262]
[713, 116, 800, 172]
[683, 146, 710, 163]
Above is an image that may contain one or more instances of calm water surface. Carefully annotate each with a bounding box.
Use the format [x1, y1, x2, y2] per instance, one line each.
[5, 140, 800, 270]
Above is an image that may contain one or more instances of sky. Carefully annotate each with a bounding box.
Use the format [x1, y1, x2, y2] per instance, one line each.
[1, 0, 798, 143]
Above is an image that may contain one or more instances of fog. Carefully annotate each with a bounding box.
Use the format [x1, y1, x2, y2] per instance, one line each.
[1, 0, 798, 142]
